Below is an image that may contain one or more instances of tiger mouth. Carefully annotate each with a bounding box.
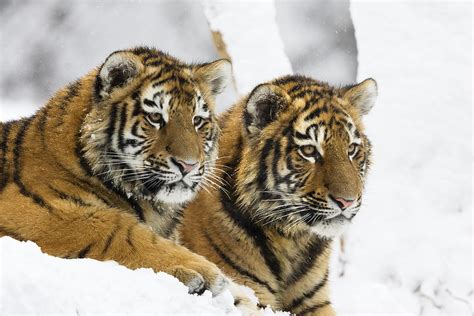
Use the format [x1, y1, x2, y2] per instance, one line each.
[299, 209, 351, 226]
[143, 179, 198, 195]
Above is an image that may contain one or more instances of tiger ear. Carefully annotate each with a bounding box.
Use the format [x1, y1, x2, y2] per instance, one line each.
[95, 51, 143, 100]
[243, 84, 290, 137]
[343, 78, 378, 115]
[195, 59, 232, 95]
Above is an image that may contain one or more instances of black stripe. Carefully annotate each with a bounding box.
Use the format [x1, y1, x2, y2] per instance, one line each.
[55, 80, 81, 127]
[143, 99, 159, 108]
[287, 238, 329, 285]
[48, 185, 92, 207]
[221, 153, 282, 281]
[37, 107, 49, 146]
[117, 103, 127, 151]
[132, 98, 142, 116]
[286, 270, 329, 311]
[294, 131, 310, 140]
[75, 130, 95, 178]
[204, 231, 277, 295]
[0, 224, 25, 241]
[271, 139, 280, 185]
[54, 160, 115, 209]
[126, 224, 137, 251]
[12, 117, 55, 213]
[102, 224, 119, 255]
[0, 121, 13, 191]
[256, 139, 274, 201]
[77, 243, 93, 258]
[304, 105, 328, 122]
[152, 76, 173, 87]
[106, 103, 118, 143]
[299, 301, 331, 315]
[130, 121, 141, 138]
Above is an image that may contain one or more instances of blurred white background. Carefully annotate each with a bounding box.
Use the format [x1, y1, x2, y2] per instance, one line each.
[0, 0, 356, 114]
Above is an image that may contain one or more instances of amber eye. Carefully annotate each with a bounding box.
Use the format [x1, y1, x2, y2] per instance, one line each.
[348, 143, 359, 157]
[299, 145, 318, 158]
[193, 116, 205, 128]
[147, 113, 162, 125]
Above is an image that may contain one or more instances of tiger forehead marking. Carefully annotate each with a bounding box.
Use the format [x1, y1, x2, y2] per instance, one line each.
[293, 100, 361, 159]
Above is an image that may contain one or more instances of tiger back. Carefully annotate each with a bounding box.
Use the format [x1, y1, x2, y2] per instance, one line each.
[0, 47, 233, 295]
[180, 75, 377, 314]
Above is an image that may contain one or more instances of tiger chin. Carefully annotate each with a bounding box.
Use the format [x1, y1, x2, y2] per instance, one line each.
[0, 47, 234, 296]
[180, 75, 377, 315]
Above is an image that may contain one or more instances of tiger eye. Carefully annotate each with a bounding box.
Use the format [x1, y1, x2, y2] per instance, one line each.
[193, 116, 203, 126]
[300, 145, 316, 157]
[348, 143, 358, 156]
[147, 113, 162, 124]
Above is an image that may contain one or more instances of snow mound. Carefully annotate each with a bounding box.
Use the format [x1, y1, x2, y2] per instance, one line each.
[0, 237, 281, 315]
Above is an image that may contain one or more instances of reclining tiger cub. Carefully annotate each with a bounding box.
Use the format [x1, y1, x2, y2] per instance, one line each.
[181, 75, 377, 315]
[0, 46, 238, 296]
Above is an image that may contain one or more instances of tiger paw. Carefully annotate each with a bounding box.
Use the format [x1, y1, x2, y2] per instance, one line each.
[171, 264, 229, 296]
[228, 281, 263, 316]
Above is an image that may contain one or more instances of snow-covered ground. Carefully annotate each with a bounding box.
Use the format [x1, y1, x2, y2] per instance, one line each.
[0, 237, 241, 315]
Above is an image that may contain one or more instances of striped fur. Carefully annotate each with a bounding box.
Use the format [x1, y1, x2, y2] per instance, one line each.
[181, 75, 377, 314]
[0, 47, 233, 295]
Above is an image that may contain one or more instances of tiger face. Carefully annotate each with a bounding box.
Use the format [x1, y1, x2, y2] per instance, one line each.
[81, 47, 231, 205]
[237, 76, 377, 238]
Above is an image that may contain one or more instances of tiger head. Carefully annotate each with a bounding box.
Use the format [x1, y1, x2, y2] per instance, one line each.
[236, 75, 377, 238]
[81, 47, 231, 205]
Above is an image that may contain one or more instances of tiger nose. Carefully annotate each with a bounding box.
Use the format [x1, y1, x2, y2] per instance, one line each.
[329, 195, 355, 210]
[171, 158, 199, 175]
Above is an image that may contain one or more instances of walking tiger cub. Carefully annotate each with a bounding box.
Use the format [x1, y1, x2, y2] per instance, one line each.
[180, 75, 377, 315]
[0, 47, 233, 295]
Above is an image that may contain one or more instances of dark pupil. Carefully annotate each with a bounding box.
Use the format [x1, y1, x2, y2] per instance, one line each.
[149, 113, 161, 123]
[194, 117, 202, 125]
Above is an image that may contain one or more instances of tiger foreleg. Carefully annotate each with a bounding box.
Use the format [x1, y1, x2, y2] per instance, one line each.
[1, 205, 228, 295]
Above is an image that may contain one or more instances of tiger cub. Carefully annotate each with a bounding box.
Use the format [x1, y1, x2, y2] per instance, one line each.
[0, 47, 233, 295]
[180, 75, 377, 314]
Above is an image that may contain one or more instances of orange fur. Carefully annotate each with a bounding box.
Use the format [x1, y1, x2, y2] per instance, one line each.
[0, 47, 232, 295]
[181, 75, 377, 314]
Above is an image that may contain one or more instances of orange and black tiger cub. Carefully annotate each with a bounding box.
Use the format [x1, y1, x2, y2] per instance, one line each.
[181, 75, 378, 315]
[0, 47, 233, 295]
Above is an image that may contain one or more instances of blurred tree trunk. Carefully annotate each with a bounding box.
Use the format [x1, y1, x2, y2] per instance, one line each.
[201, 0, 293, 96]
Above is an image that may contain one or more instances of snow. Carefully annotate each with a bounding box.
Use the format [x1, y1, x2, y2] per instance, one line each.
[330, 2, 472, 315]
[202, 0, 293, 95]
[0, 237, 236, 314]
[0, 237, 285, 315]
